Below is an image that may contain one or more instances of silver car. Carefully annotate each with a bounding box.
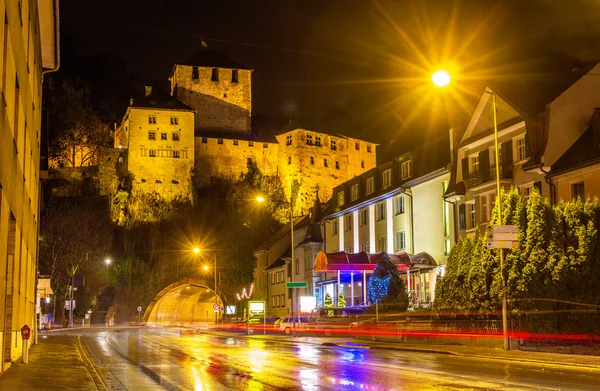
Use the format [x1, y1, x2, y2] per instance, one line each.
[279, 316, 309, 334]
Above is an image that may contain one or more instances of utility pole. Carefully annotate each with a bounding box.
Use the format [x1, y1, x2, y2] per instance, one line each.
[214, 252, 218, 324]
[69, 276, 74, 328]
[492, 93, 509, 350]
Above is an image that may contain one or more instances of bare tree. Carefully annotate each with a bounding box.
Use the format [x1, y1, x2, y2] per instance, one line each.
[39, 197, 113, 324]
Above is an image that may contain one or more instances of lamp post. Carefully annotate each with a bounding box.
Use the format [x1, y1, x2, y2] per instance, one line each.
[432, 70, 509, 350]
[256, 195, 299, 335]
[199, 248, 219, 324]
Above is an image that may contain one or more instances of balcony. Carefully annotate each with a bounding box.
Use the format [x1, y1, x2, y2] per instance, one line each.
[464, 164, 513, 189]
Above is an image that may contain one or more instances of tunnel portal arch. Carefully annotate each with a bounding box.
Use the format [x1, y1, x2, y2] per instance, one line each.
[144, 278, 224, 324]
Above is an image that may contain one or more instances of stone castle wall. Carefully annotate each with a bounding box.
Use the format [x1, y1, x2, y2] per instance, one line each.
[194, 137, 279, 186]
[170, 65, 252, 133]
[126, 108, 195, 200]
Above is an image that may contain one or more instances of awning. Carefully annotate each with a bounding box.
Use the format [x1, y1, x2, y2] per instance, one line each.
[314, 250, 437, 273]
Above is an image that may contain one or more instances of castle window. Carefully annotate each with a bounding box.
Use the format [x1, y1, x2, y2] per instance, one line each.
[315, 136, 321, 146]
[233, 140, 238, 146]
[324, 159, 328, 167]
[170, 116, 179, 125]
[211, 68, 219, 82]
[148, 131, 156, 140]
[192, 66, 199, 80]
[263, 143, 268, 148]
[218, 139, 223, 144]
[149, 149, 156, 157]
[141, 178, 146, 183]
[156, 179, 162, 184]
[288, 156, 291, 165]
[232, 69, 239, 83]
[306, 134, 313, 145]
[331, 140, 337, 151]
[361, 160, 365, 168]
[173, 151, 180, 158]
[160, 133, 167, 140]
[202, 137, 207, 143]
[367, 144, 372, 153]
[355, 142, 360, 150]
[148, 115, 156, 124]
[172, 180, 179, 184]
[335, 161, 340, 170]
[286, 134, 292, 146]
[248, 141, 254, 147]
[172, 132, 180, 141]
[310, 156, 314, 165]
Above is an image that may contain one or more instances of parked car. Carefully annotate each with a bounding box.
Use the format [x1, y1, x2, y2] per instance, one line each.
[278, 316, 309, 334]
[308, 307, 365, 336]
[243, 316, 280, 334]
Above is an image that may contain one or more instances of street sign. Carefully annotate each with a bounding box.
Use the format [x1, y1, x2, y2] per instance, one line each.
[286, 281, 308, 288]
[65, 300, 76, 310]
[493, 225, 518, 241]
[137, 306, 142, 312]
[226, 305, 236, 315]
[249, 301, 265, 315]
[213, 303, 219, 311]
[486, 240, 518, 249]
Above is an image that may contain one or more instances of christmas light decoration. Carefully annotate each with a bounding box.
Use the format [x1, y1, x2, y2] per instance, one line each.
[368, 275, 391, 304]
[236, 283, 254, 301]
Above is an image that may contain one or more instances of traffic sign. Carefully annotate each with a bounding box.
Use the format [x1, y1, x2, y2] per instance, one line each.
[137, 306, 142, 312]
[286, 281, 308, 288]
[213, 303, 219, 310]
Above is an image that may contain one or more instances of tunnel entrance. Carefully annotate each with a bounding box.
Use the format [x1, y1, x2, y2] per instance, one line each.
[144, 278, 224, 325]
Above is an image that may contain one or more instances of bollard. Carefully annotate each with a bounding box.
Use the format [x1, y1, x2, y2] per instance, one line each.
[21, 325, 31, 364]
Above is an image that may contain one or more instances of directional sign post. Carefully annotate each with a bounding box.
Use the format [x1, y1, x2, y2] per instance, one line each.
[486, 225, 518, 249]
[286, 281, 308, 289]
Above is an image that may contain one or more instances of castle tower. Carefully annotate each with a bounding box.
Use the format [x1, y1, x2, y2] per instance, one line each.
[169, 51, 253, 133]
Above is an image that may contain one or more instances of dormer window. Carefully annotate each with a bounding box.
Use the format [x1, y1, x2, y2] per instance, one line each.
[366, 177, 374, 194]
[401, 160, 412, 180]
[337, 191, 345, 207]
[351, 184, 359, 201]
[306, 134, 313, 145]
[211, 68, 219, 82]
[286, 134, 292, 146]
[315, 136, 322, 146]
[232, 69, 239, 83]
[367, 144, 372, 153]
[383, 169, 392, 188]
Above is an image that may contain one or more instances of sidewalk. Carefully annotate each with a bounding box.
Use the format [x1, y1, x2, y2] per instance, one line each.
[0, 335, 99, 391]
[201, 328, 600, 370]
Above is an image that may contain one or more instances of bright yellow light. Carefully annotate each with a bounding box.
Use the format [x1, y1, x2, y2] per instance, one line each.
[193, 247, 200, 254]
[432, 70, 451, 87]
[256, 196, 265, 203]
[203, 265, 209, 271]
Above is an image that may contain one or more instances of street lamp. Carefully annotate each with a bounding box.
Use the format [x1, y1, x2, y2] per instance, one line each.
[198, 248, 219, 324]
[256, 195, 299, 335]
[432, 71, 509, 350]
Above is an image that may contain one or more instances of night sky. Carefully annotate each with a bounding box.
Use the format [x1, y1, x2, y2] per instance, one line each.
[62, 0, 600, 159]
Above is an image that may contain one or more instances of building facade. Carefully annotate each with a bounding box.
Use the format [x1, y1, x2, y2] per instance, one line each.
[321, 135, 453, 307]
[0, 0, 58, 368]
[444, 61, 600, 232]
[114, 89, 195, 201]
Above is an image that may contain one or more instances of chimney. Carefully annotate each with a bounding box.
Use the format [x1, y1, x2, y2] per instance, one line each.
[145, 86, 153, 97]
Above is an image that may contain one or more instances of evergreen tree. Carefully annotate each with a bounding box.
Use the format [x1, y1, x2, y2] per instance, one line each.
[338, 293, 346, 308]
[324, 293, 333, 307]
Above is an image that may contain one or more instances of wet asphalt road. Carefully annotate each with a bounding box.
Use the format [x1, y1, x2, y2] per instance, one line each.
[68, 328, 600, 390]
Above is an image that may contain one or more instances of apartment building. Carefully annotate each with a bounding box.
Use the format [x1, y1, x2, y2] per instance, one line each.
[0, 0, 59, 368]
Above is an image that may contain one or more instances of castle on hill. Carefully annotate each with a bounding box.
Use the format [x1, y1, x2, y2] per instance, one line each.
[113, 51, 377, 211]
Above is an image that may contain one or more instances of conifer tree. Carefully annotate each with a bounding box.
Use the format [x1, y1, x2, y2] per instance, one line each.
[338, 293, 346, 308]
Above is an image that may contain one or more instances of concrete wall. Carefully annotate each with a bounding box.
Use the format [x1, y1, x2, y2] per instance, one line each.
[545, 63, 600, 167]
[171, 65, 252, 132]
[194, 137, 279, 186]
[553, 164, 600, 202]
[126, 107, 195, 200]
[0, 0, 48, 367]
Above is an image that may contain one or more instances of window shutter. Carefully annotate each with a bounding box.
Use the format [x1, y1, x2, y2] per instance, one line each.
[461, 157, 469, 178]
[525, 135, 531, 158]
[479, 150, 490, 182]
[501, 141, 513, 178]
[459, 204, 466, 230]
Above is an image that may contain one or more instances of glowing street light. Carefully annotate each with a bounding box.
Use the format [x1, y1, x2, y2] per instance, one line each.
[105, 259, 111, 265]
[203, 265, 209, 271]
[193, 247, 200, 254]
[256, 196, 265, 203]
[431, 70, 451, 87]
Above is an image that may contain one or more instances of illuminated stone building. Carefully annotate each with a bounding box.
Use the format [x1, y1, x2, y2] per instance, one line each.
[115, 51, 377, 211]
[0, 0, 59, 368]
